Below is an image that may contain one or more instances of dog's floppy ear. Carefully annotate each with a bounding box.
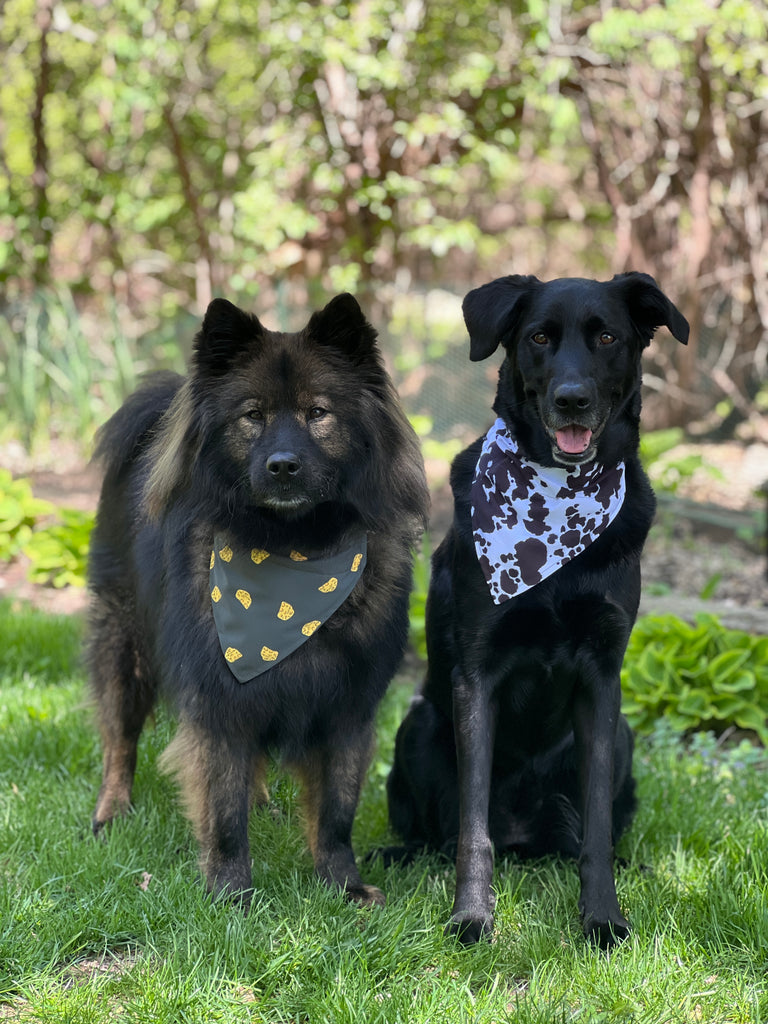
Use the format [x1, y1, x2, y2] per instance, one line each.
[194, 298, 265, 376]
[462, 275, 542, 361]
[610, 272, 690, 346]
[308, 293, 379, 363]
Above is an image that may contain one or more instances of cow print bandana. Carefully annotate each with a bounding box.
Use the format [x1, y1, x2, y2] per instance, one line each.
[471, 418, 626, 603]
[210, 533, 367, 682]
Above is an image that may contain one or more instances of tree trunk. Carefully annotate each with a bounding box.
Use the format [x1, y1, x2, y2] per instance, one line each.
[32, 0, 54, 287]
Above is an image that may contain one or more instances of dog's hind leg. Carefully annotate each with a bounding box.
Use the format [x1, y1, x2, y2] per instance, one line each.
[294, 727, 385, 908]
[159, 720, 254, 903]
[386, 693, 459, 855]
[448, 667, 497, 944]
[90, 595, 157, 834]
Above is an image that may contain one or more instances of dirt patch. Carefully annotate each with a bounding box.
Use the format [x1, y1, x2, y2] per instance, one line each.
[58, 952, 142, 988]
[0, 953, 142, 1020]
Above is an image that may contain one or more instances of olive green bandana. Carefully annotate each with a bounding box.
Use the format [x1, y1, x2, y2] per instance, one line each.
[209, 533, 368, 682]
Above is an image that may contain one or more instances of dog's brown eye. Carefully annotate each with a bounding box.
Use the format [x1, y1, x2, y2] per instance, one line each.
[532, 332, 548, 346]
[245, 409, 263, 421]
[308, 407, 327, 421]
[599, 332, 616, 345]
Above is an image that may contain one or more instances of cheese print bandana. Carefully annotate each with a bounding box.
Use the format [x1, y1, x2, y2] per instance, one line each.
[471, 418, 626, 604]
[210, 533, 367, 681]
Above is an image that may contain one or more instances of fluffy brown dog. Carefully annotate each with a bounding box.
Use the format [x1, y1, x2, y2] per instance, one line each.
[88, 293, 428, 907]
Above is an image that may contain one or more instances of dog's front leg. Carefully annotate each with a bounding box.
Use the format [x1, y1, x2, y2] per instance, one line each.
[573, 680, 629, 948]
[447, 667, 496, 943]
[294, 728, 385, 909]
[159, 721, 254, 904]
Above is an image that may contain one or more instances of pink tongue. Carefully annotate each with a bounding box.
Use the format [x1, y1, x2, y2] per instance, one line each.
[556, 425, 593, 454]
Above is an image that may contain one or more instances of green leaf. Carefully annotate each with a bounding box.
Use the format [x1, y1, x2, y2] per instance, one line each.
[676, 691, 715, 719]
[709, 694, 748, 720]
[712, 669, 756, 695]
[709, 649, 752, 688]
[733, 706, 768, 745]
[750, 637, 768, 665]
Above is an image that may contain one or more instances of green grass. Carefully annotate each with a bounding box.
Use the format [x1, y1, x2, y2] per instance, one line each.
[1, 601, 767, 1022]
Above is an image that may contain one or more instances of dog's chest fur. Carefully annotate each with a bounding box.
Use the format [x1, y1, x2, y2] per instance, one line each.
[437, 440, 655, 741]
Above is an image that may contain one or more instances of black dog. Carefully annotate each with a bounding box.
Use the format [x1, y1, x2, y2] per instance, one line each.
[88, 293, 428, 907]
[386, 273, 689, 947]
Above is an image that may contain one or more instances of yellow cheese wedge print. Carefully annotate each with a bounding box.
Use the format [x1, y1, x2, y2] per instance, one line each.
[318, 577, 338, 593]
[277, 601, 294, 620]
[251, 549, 269, 564]
[236, 589, 251, 609]
[290, 550, 307, 561]
[261, 646, 279, 662]
[302, 620, 321, 636]
[211, 586, 222, 602]
[351, 553, 363, 571]
[219, 545, 233, 563]
[210, 550, 215, 569]
[225, 647, 242, 662]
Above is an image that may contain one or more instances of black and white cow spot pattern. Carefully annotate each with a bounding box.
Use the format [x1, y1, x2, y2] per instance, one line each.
[471, 419, 626, 603]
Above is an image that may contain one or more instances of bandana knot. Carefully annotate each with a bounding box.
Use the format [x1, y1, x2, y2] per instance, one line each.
[471, 419, 625, 603]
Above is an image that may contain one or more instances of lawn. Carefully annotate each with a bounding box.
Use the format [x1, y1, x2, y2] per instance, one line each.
[1, 600, 766, 1023]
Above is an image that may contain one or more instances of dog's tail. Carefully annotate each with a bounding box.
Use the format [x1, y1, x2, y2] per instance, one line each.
[93, 371, 183, 476]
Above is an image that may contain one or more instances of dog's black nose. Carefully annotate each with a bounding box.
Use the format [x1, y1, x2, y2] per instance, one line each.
[553, 382, 592, 416]
[266, 451, 302, 481]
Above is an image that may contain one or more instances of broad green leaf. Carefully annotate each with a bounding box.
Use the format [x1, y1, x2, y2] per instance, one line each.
[709, 649, 752, 688]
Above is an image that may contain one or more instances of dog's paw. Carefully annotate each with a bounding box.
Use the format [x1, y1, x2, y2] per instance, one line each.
[91, 792, 131, 838]
[91, 816, 109, 839]
[446, 909, 494, 945]
[582, 912, 631, 950]
[344, 883, 386, 908]
[210, 883, 254, 913]
[207, 862, 254, 912]
[91, 806, 129, 839]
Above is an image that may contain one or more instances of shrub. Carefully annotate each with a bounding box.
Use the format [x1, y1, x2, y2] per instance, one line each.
[622, 613, 768, 744]
[23, 507, 94, 588]
[0, 470, 94, 588]
[0, 469, 53, 560]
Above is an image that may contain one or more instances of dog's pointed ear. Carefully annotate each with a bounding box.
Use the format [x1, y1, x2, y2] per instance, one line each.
[308, 293, 378, 362]
[462, 275, 542, 361]
[610, 272, 690, 346]
[194, 298, 265, 376]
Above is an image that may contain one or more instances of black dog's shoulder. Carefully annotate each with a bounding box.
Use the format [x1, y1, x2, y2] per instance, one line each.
[447, 436, 483, 529]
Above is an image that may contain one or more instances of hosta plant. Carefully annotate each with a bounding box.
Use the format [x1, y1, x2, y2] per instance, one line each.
[622, 613, 768, 745]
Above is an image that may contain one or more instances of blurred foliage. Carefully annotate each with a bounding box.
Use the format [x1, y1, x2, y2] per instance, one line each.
[622, 613, 768, 745]
[639, 429, 687, 468]
[1, 0, 766, 441]
[0, 288, 186, 447]
[0, 469, 54, 560]
[23, 506, 93, 588]
[408, 534, 432, 661]
[0, 470, 94, 587]
[640, 427, 724, 495]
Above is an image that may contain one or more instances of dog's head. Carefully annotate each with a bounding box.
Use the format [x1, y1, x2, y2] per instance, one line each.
[463, 272, 689, 467]
[145, 294, 428, 533]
